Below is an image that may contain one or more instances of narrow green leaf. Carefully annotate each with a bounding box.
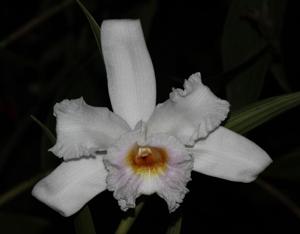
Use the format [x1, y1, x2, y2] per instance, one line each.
[74, 206, 97, 234]
[255, 179, 300, 219]
[225, 52, 272, 110]
[166, 216, 182, 234]
[222, 0, 286, 109]
[30, 115, 56, 144]
[0, 213, 50, 234]
[270, 62, 292, 93]
[222, 0, 269, 109]
[0, 0, 73, 50]
[115, 201, 144, 234]
[76, 0, 101, 53]
[225, 91, 300, 134]
[0, 172, 47, 207]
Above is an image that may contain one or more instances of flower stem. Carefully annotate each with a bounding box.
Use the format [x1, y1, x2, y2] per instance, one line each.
[115, 201, 145, 234]
[256, 178, 300, 219]
[0, 172, 48, 207]
[74, 205, 96, 234]
[0, 0, 73, 49]
[166, 216, 182, 234]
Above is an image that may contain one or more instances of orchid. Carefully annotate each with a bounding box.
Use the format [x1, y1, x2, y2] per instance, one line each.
[32, 19, 272, 217]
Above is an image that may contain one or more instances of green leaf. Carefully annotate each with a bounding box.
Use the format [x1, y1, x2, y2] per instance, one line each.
[262, 147, 300, 182]
[225, 52, 272, 110]
[166, 216, 182, 234]
[76, 0, 101, 53]
[115, 201, 144, 234]
[30, 115, 57, 170]
[31, 115, 56, 144]
[74, 206, 96, 234]
[0, 173, 47, 207]
[222, 0, 269, 109]
[222, 0, 286, 109]
[255, 179, 300, 219]
[270, 62, 292, 93]
[0, 213, 50, 234]
[225, 91, 300, 134]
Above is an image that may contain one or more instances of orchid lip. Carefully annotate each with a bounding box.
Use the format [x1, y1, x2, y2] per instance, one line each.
[126, 144, 169, 176]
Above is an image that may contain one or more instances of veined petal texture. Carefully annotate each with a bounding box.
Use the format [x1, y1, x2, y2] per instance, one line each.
[32, 156, 107, 216]
[147, 73, 229, 145]
[103, 126, 193, 212]
[49, 97, 130, 160]
[191, 126, 272, 182]
[101, 20, 156, 129]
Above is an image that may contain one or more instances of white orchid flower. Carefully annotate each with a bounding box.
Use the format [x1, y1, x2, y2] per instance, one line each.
[32, 19, 272, 217]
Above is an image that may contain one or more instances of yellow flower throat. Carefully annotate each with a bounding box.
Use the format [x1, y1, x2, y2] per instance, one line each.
[126, 144, 169, 176]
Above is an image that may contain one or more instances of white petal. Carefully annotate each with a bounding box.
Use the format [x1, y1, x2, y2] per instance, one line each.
[49, 97, 130, 160]
[32, 156, 107, 217]
[190, 126, 272, 183]
[101, 19, 156, 129]
[147, 73, 229, 145]
[147, 134, 193, 212]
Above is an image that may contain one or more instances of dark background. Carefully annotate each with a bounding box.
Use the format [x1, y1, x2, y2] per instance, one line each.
[0, 0, 299, 233]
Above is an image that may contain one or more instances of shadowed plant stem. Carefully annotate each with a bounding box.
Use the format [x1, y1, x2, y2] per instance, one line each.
[115, 201, 145, 234]
[0, 172, 48, 207]
[0, 0, 73, 49]
[0, 52, 97, 177]
[207, 44, 269, 92]
[256, 179, 300, 219]
[166, 216, 182, 234]
[74, 206, 97, 234]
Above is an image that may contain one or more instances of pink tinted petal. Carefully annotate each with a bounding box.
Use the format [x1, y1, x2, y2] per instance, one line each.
[104, 126, 193, 212]
[147, 134, 193, 212]
[49, 97, 130, 160]
[101, 20, 156, 128]
[191, 126, 272, 182]
[104, 128, 143, 211]
[147, 73, 229, 146]
[32, 156, 107, 217]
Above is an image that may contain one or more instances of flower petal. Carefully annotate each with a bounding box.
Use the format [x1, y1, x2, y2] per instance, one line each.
[104, 125, 193, 212]
[32, 156, 107, 217]
[101, 19, 156, 129]
[147, 73, 229, 145]
[148, 134, 193, 212]
[190, 126, 272, 182]
[49, 97, 130, 160]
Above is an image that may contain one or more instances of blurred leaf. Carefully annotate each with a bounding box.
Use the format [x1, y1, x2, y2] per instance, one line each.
[255, 179, 300, 219]
[270, 62, 291, 93]
[262, 148, 300, 182]
[115, 201, 144, 234]
[31, 114, 58, 170]
[264, 0, 287, 39]
[222, 0, 286, 109]
[225, 91, 300, 134]
[0, 213, 50, 234]
[225, 52, 271, 110]
[31, 115, 56, 144]
[39, 114, 58, 170]
[74, 206, 96, 234]
[166, 216, 182, 234]
[222, 0, 268, 109]
[0, 173, 46, 207]
[0, 0, 73, 49]
[76, 0, 101, 54]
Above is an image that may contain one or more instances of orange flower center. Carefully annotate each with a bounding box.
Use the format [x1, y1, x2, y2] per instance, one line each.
[126, 144, 169, 176]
